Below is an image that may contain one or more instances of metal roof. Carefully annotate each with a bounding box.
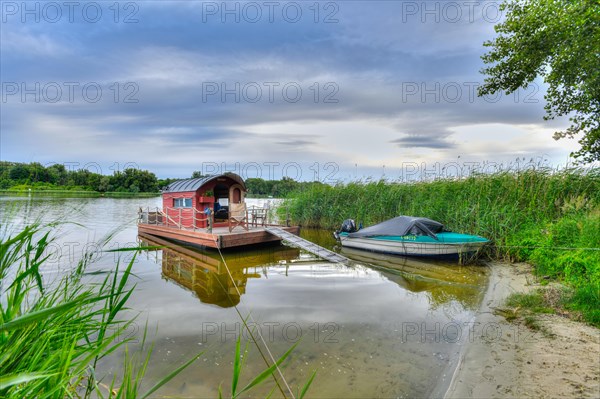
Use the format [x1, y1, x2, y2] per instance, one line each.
[163, 173, 246, 193]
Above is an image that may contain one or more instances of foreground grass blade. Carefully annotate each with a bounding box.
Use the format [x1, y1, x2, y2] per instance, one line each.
[139, 351, 204, 399]
[299, 369, 317, 399]
[0, 373, 53, 390]
[231, 335, 242, 396]
[235, 341, 299, 397]
[0, 293, 94, 331]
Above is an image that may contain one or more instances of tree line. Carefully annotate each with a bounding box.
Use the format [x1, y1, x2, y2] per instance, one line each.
[191, 171, 323, 197]
[0, 162, 163, 193]
[245, 177, 323, 197]
[1, 162, 323, 196]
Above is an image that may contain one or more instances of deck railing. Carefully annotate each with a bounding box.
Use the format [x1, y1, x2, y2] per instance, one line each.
[138, 203, 285, 231]
[138, 206, 213, 231]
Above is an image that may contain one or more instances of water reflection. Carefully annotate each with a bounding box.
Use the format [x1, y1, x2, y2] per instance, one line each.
[140, 226, 489, 311]
[138, 233, 300, 308]
[2, 196, 490, 398]
[341, 247, 488, 310]
[134, 228, 487, 397]
[300, 227, 488, 310]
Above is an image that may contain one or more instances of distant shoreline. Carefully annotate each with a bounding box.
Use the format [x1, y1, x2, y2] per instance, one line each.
[0, 190, 273, 199]
[0, 189, 160, 198]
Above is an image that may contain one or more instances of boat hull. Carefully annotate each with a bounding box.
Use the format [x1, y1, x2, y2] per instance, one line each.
[338, 235, 487, 257]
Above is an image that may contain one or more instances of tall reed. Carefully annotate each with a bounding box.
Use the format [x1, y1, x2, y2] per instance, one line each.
[0, 222, 315, 397]
[0, 223, 200, 398]
[282, 168, 600, 324]
[283, 168, 599, 251]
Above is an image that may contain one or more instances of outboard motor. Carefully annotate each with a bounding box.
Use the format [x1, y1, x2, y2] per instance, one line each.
[340, 219, 357, 233]
[334, 219, 357, 241]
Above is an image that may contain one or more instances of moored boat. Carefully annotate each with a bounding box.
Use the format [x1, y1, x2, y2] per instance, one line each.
[334, 216, 489, 258]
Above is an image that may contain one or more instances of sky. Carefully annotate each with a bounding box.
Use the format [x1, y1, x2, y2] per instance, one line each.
[1, 0, 581, 181]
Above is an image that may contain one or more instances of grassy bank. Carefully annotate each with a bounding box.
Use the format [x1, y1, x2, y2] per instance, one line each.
[282, 168, 600, 325]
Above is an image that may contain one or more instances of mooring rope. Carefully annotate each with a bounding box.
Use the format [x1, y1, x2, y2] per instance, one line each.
[493, 244, 600, 251]
[211, 233, 296, 399]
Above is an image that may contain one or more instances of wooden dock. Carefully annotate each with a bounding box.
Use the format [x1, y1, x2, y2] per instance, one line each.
[138, 223, 301, 249]
[138, 209, 347, 263]
[265, 227, 348, 264]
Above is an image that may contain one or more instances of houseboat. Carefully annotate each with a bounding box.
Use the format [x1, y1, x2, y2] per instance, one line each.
[138, 173, 300, 249]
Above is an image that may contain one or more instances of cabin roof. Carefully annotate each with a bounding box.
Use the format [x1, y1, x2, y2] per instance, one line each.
[163, 173, 246, 193]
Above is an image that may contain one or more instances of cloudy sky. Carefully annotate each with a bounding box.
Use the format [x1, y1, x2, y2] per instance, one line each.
[1, 0, 580, 181]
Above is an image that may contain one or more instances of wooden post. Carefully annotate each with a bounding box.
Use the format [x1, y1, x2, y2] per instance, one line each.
[207, 211, 213, 233]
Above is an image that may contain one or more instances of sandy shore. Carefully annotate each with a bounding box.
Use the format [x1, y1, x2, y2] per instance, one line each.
[444, 262, 600, 399]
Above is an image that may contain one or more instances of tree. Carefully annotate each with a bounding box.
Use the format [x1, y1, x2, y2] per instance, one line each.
[245, 178, 268, 195]
[9, 164, 29, 181]
[47, 164, 68, 185]
[28, 162, 50, 183]
[118, 168, 159, 192]
[191, 171, 208, 179]
[98, 176, 111, 192]
[479, 0, 600, 162]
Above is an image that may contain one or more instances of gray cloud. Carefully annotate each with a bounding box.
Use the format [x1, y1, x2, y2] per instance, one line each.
[276, 139, 315, 147]
[1, 1, 573, 175]
[390, 135, 456, 149]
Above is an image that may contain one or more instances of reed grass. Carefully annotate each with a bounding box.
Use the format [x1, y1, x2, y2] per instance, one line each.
[282, 167, 600, 325]
[0, 223, 315, 397]
[0, 223, 200, 398]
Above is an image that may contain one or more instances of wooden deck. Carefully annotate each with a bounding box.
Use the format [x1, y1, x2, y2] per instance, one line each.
[138, 223, 300, 249]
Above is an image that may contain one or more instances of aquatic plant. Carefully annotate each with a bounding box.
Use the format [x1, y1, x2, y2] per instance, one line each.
[282, 167, 600, 325]
[0, 222, 315, 397]
[0, 222, 202, 397]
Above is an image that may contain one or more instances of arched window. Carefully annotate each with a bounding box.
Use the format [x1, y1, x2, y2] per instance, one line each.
[232, 187, 241, 203]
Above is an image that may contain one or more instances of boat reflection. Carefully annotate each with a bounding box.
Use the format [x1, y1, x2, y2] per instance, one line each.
[340, 246, 488, 310]
[139, 233, 300, 308]
[139, 231, 487, 311]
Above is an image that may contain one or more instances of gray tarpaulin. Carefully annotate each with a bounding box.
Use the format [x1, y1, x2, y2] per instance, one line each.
[348, 216, 445, 239]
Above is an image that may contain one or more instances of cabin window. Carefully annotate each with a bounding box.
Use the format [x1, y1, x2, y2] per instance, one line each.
[173, 198, 192, 208]
[232, 187, 241, 203]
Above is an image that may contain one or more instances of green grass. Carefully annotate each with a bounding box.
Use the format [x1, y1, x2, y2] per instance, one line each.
[506, 291, 552, 313]
[523, 315, 544, 332]
[0, 223, 315, 397]
[562, 285, 600, 326]
[0, 223, 203, 397]
[500, 291, 555, 334]
[504, 285, 600, 329]
[281, 167, 600, 326]
[505, 291, 555, 314]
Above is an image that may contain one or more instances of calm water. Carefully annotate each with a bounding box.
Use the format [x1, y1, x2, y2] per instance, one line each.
[1, 195, 488, 398]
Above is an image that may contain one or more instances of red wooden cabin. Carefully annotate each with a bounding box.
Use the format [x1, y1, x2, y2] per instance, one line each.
[162, 173, 246, 229]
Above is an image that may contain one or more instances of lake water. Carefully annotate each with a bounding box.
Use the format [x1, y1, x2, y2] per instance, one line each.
[1, 195, 488, 398]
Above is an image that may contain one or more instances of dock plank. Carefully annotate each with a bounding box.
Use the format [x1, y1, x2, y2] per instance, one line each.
[264, 227, 348, 264]
[138, 223, 300, 249]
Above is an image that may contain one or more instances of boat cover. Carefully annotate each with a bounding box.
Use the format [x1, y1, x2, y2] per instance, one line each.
[348, 216, 445, 239]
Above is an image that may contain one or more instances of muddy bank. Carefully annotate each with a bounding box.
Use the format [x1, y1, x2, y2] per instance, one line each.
[443, 262, 600, 398]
